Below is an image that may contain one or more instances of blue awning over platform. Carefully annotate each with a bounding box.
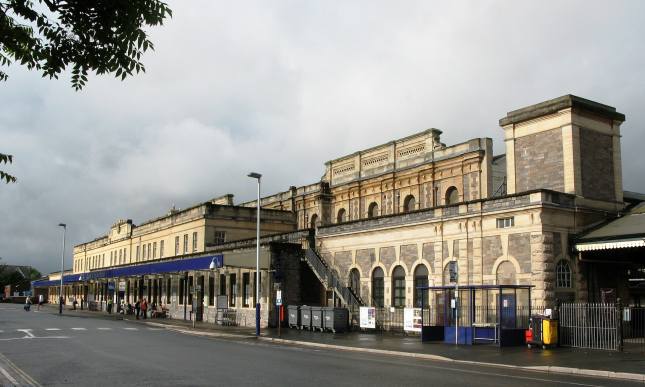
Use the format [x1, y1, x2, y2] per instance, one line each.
[32, 254, 223, 288]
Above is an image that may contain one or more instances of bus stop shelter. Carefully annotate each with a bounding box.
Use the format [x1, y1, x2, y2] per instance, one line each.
[419, 284, 533, 346]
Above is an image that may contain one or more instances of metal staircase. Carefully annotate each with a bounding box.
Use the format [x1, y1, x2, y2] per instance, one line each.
[303, 244, 364, 309]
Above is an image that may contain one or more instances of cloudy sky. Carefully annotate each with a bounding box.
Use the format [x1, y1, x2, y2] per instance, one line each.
[1, 1, 644, 274]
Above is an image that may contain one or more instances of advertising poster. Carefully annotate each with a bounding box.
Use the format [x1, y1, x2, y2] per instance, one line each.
[360, 306, 376, 329]
[404, 308, 422, 332]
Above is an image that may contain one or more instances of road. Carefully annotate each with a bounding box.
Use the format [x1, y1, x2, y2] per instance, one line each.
[0, 304, 639, 386]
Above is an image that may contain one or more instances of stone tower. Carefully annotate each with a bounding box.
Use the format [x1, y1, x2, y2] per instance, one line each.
[499, 95, 625, 211]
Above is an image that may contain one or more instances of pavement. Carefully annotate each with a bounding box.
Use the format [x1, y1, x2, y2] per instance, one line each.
[36, 304, 645, 383]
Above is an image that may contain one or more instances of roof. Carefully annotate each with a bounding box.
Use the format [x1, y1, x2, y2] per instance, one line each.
[499, 94, 625, 126]
[575, 203, 645, 251]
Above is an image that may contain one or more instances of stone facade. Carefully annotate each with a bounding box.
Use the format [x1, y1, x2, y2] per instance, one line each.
[580, 127, 615, 201]
[514, 128, 564, 193]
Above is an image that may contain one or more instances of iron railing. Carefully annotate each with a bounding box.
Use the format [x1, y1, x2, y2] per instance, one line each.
[559, 303, 621, 351]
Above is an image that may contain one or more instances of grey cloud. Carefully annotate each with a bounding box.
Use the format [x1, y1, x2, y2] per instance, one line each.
[1, 0, 644, 273]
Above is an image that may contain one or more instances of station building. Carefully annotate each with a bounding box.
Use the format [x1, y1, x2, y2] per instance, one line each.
[33, 95, 644, 327]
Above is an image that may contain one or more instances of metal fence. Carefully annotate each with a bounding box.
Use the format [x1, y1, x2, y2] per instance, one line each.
[559, 303, 621, 351]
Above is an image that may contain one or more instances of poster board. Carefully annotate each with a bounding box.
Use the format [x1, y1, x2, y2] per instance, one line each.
[360, 307, 376, 329]
[404, 308, 422, 332]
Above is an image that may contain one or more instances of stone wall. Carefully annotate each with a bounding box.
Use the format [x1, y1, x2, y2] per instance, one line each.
[514, 128, 564, 192]
[580, 128, 615, 201]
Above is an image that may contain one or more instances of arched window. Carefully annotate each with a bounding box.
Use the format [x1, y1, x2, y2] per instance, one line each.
[367, 202, 379, 218]
[372, 267, 384, 307]
[556, 260, 572, 288]
[349, 268, 360, 298]
[443, 261, 457, 285]
[413, 264, 429, 308]
[496, 261, 517, 285]
[337, 208, 346, 223]
[403, 195, 416, 213]
[445, 186, 459, 205]
[310, 214, 318, 229]
[392, 266, 406, 308]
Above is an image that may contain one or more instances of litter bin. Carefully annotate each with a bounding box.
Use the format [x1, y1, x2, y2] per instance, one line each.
[311, 306, 324, 332]
[526, 315, 558, 349]
[300, 305, 312, 330]
[323, 307, 349, 333]
[288, 305, 301, 328]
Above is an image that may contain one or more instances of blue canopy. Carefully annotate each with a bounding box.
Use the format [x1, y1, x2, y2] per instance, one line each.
[32, 254, 223, 288]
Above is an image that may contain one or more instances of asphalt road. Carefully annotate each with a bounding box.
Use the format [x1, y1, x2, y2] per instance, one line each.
[0, 304, 640, 386]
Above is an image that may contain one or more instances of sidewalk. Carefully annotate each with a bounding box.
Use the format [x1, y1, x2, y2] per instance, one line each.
[42, 305, 645, 382]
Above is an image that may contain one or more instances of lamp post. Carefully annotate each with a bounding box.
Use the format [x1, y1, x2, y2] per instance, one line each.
[58, 223, 66, 315]
[248, 172, 261, 337]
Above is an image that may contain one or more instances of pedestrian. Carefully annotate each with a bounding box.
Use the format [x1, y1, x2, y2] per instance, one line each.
[135, 299, 141, 319]
[24, 296, 32, 311]
[107, 298, 113, 314]
[72, 297, 78, 310]
[37, 294, 44, 311]
[141, 298, 147, 319]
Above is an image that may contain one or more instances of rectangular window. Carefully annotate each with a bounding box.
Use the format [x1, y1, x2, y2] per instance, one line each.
[496, 217, 515, 229]
[229, 274, 236, 307]
[192, 232, 198, 251]
[147, 243, 151, 259]
[175, 236, 179, 256]
[153, 242, 157, 259]
[243, 273, 250, 307]
[213, 231, 226, 245]
[119, 249, 122, 264]
[160, 240, 164, 258]
[142, 244, 147, 260]
[136, 246, 140, 261]
[183, 234, 188, 254]
[219, 274, 226, 296]
[123, 249, 126, 263]
[179, 278, 184, 305]
[208, 275, 215, 306]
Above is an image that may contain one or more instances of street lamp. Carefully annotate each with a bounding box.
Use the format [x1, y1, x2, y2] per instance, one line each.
[58, 223, 66, 315]
[248, 172, 261, 337]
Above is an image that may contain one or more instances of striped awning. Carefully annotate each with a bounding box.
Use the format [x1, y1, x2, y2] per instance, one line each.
[575, 238, 645, 252]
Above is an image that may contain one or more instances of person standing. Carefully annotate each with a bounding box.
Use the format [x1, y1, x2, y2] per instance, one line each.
[141, 298, 147, 319]
[107, 298, 113, 314]
[37, 294, 44, 311]
[135, 299, 141, 320]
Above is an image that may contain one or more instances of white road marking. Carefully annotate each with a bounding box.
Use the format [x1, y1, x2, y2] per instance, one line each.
[71, 328, 87, 331]
[45, 328, 61, 331]
[17, 329, 34, 338]
[97, 328, 111, 330]
[147, 328, 162, 331]
[123, 327, 138, 331]
[0, 364, 18, 385]
[0, 330, 3, 333]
